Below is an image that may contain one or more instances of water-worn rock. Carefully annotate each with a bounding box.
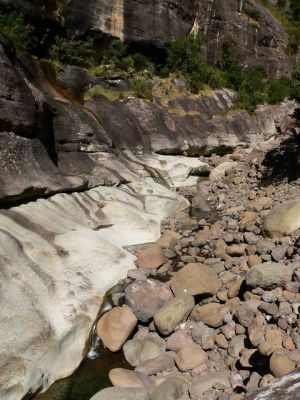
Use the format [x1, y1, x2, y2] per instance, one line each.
[190, 303, 228, 328]
[175, 343, 208, 371]
[90, 387, 150, 400]
[188, 371, 231, 398]
[154, 293, 195, 335]
[150, 377, 184, 400]
[264, 200, 300, 238]
[109, 369, 153, 389]
[270, 349, 296, 378]
[136, 245, 166, 270]
[125, 280, 173, 323]
[123, 335, 166, 367]
[170, 263, 222, 297]
[246, 262, 293, 289]
[96, 305, 137, 352]
[210, 162, 239, 182]
[135, 352, 175, 375]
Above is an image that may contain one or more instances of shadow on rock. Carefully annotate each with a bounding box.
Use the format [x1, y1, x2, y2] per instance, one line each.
[258, 135, 299, 186]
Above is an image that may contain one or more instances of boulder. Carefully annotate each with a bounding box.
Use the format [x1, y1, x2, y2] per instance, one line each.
[123, 335, 166, 367]
[246, 262, 293, 289]
[90, 387, 150, 400]
[109, 369, 153, 390]
[190, 303, 228, 328]
[150, 377, 184, 400]
[209, 162, 239, 182]
[125, 279, 173, 323]
[96, 305, 137, 352]
[170, 263, 222, 297]
[154, 293, 195, 335]
[270, 349, 296, 378]
[175, 343, 208, 371]
[136, 245, 166, 270]
[264, 200, 300, 238]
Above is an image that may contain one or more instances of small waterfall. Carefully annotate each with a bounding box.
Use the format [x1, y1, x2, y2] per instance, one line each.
[87, 326, 100, 360]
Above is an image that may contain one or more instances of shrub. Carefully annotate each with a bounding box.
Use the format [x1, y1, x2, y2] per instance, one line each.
[0, 11, 33, 55]
[49, 35, 96, 67]
[132, 77, 153, 100]
[267, 76, 291, 103]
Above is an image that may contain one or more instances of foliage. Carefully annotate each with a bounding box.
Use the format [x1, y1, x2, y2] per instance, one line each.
[99, 39, 154, 76]
[0, 11, 33, 55]
[132, 77, 153, 100]
[49, 35, 96, 67]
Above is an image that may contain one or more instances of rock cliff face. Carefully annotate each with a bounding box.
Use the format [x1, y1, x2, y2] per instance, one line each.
[195, 0, 294, 76]
[0, 0, 294, 75]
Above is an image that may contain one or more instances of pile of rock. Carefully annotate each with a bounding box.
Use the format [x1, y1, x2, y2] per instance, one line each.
[91, 140, 300, 400]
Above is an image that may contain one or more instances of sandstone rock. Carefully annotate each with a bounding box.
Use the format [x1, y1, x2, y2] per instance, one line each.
[136, 245, 166, 270]
[170, 263, 222, 297]
[240, 348, 257, 368]
[246, 262, 293, 289]
[135, 352, 175, 375]
[215, 333, 228, 349]
[157, 230, 181, 248]
[236, 302, 256, 327]
[248, 255, 262, 268]
[240, 212, 258, 232]
[269, 349, 296, 378]
[210, 162, 238, 182]
[125, 279, 173, 323]
[190, 303, 228, 328]
[154, 293, 195, 335]
[166, 330, 194, 351]
[228, 277, 245, 298]
[248, 314, 265, 347]
[109, 368, 153, 389]
[192, 193, 211, 211]
[264, 200, 300, 238]
[96, 305, 137, 352]
[151, 377, 184, 400]
[228, 335, 246, 358]
[226, 244, 246, 257]
[90, 387, 150, 400]
[188, 371, 231, 398]
[259, 328, 282, 356]
[175, 343, 208, 372]
[123, 335, 166, 367]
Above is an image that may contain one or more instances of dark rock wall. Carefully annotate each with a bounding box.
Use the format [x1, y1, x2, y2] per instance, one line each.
[196, 0, 294, 76]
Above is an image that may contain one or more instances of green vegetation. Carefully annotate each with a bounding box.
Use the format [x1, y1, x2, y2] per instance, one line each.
[291, 63, 300, 101]
[49, 35, 96, 67]
[0, 11, 34, 55]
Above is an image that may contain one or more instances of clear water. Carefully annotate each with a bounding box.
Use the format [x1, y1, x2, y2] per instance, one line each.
[34, 344, 132, 400]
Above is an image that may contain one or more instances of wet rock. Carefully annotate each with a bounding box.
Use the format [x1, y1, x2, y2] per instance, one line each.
[154, 293, 195, 335]
[151, 377, 184, 400]
[246, 262, 293, 289]
[137, 245, 166, 270]
[125, 279, 173, 323]
[96, 305, 137, 352]
[269, 349, 296, 378]
[190, 303, 228, 328]
[175, 343, 208, 371]
[170, 263, 222, 296]
[123, 335, 166, 367]
[90, 387, 150, 400]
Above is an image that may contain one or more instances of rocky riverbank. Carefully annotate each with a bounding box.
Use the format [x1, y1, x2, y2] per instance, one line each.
[92, 133, 300, 400]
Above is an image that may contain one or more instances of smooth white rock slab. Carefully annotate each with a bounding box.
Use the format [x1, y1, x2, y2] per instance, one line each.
[0, 180, 188, 400]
